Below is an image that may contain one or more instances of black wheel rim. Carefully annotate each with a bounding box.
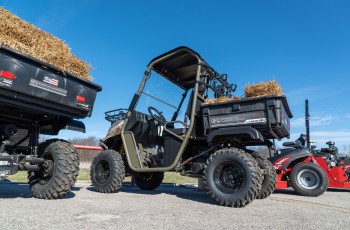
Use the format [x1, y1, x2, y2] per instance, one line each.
[38, 152, 54, 185]
[214, 160, 244, 194]
[95, 160, 111, 184]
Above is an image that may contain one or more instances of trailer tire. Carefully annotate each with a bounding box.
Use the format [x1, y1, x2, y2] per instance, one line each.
[134, 172, 164, 190]
[290, 162, 328, 197]
[252, 153, 277, 199]
[28, 139, 79, 199]
[203, 148, 262, 207]
[91, 150, 125, 193]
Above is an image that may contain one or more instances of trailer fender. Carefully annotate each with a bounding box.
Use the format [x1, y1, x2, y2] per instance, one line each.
[207, 126, 264, 144]
[64, 120, 86, 133]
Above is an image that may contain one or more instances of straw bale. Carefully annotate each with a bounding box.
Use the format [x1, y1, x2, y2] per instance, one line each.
[0, 7, 91, 80]
[204, 96, 242, 104]
[244, 80, 282, 98]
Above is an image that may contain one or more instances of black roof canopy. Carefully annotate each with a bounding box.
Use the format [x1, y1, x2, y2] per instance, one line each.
[148, 46, 216, 90]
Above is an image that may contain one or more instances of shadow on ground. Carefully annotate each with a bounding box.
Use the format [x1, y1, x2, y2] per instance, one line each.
[0, 180, 80, 199]
[87, 182, 214, 205]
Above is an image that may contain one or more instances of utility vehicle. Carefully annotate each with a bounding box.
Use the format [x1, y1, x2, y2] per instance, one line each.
[270, 99, 350, 196]
[0, 45, 101, 199]
[90, 46, 292, 207]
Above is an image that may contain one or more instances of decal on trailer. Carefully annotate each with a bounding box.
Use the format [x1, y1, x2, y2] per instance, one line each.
[244, 118, 267, 124]
[29, 78, 67, 96]
[0, 77, 13, 87]
[43, 76, 59, 86]
[76, 101, 90, 109]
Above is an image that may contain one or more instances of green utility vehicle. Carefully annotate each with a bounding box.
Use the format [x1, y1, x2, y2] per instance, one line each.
[90, 47, 293, 207]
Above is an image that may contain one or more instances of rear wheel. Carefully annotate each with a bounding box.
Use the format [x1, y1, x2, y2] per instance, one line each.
[91, 150, 125, 193]
[290, 162, 328, 197]
[134, 172, 164, 190]
[203, 148, 262, 207]
[252, 153, 277, 199]
[28, 139, 79, 199]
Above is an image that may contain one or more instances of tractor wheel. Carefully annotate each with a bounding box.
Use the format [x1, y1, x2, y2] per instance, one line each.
[28, 139, 79, 199]
[134, 172, 164, 190]
[290, 162, 328, 197]
[90, 150, 125, 193]
[252, 153, 277, 199]
[203, 148, 263, 207]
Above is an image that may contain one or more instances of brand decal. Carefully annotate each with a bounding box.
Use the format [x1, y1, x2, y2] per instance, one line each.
[76, 101, 90, 109]
[273, 157, 290, 170]
[0, 78, 13, 87]
[244, 118, 267, 124]
[211, 116, 238, 124]
[210, 115, 267, 126]
[43, 76, 59, 86]
[29, 78, 67, 96]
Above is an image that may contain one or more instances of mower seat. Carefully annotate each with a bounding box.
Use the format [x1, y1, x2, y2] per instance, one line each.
[283, 141, 301, 148]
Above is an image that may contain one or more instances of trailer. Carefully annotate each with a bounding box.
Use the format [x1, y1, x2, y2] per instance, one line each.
[0, 45, 101, 199]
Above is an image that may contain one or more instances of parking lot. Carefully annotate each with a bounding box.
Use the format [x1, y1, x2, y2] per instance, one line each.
[1, 181, 350, 230]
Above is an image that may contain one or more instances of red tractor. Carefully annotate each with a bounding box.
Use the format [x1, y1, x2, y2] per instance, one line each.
[269, 99, 350, 196]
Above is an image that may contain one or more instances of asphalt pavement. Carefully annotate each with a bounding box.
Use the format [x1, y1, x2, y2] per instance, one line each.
[1, 181, 350, 230]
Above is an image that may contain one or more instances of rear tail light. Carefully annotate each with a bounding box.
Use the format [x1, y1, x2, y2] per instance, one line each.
[0, 70, 14, 80]
[77, 96, 86, 103]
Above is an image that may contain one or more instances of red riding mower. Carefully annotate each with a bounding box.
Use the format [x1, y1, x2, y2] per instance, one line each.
[268, 100, 350, 196]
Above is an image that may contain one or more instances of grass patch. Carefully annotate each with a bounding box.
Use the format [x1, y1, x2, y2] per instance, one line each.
[7, 169, 198, 185]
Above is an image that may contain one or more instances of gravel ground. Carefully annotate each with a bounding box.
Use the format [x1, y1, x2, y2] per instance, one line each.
[1, 181, 350, 230]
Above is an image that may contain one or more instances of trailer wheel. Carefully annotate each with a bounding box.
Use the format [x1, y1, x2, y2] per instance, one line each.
[252, 153, 277, 199]
[290, 162, 328, 197]
[28, 139, 79, 199]
[134, 172, 164, 190]
[90, 150, 125, 193]
[203, 148, 262, 207]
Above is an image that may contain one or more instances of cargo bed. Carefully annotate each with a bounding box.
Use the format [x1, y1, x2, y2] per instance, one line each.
[201, 95, 293, 139]
[0, 45, 101, 127]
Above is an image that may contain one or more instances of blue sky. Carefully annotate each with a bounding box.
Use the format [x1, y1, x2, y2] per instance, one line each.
[1, 0, 350, 150]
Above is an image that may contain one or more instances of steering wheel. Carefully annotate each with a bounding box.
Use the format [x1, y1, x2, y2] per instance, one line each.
[148, 106, 166, 124]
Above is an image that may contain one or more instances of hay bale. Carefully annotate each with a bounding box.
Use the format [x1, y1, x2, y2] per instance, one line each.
[0, 7, 91, 80]
[204, 96, 242, 104]
[244, 80, 282, 98]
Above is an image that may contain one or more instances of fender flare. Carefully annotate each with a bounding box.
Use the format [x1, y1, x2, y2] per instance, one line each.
[281, 153, 314, 170]
[207, 126, 264, 144]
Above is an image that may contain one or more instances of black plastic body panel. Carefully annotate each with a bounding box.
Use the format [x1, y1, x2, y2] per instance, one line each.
[269, 147, 312, 170]
[0, 46, 102, 124]
[200, 95, 292, 140]
[207, 126, 264, 144]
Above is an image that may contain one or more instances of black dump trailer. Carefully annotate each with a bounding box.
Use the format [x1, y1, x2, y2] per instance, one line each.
[0, 46, 101, 199]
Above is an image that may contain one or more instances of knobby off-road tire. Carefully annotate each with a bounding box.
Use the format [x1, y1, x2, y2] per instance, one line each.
[203, 148, 263, 207]
[290, 162, 328, 197]
[134, 172, 164, 190]
[252, 153, 277, 199]
[90, 150, 125, 193]
[28, 139, 79, 199]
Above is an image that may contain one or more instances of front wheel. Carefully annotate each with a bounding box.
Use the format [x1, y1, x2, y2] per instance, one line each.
[290, 162, 328, 197]
[28, 139, 79, 199]
[90, 150, 125, 193]
[203, 148, 263, 207]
